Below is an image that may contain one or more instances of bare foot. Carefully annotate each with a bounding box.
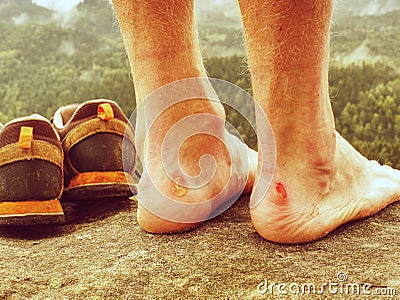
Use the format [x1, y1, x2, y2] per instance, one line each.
[251, 131, 400, 244]
[135, 79, 257, 233]
[112, 0, 257, 233]
[238, 0, 400, 243]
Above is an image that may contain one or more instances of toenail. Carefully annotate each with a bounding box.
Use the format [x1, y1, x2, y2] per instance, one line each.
[171, 176, 187, 197]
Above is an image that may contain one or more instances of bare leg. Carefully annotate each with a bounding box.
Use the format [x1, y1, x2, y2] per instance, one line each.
[112, 0, 257, 233]
[239, 0, 400, 243]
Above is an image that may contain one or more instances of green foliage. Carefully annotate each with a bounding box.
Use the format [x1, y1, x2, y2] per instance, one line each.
[330, 64, 400, 166]
[0, 0, 53, 23]
[0, 22, 134, 121]
[331, 11, 400, 66]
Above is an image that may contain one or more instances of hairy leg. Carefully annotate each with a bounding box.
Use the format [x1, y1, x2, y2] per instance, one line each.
[112, 0, 257, 233]
[239, 0, 400, 243]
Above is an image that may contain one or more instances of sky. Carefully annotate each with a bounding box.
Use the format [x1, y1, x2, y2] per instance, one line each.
[32, 0, 84, 12]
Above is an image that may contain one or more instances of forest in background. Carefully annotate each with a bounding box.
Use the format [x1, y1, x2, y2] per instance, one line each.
[0, 0, 399, 167]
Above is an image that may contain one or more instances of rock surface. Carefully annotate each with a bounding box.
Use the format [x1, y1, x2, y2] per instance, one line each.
[0, 196, 399, 299]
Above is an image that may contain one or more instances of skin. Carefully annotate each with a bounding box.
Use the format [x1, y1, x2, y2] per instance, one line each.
[112, 0, 400, 243]
[112, 0, 257, 233]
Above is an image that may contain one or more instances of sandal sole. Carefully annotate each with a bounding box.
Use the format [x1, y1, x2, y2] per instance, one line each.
[0, 199, 65, 225]
[63, 171, 137, 201]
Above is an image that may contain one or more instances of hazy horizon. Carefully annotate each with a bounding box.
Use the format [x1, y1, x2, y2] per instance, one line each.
[28, 0, 400, 18]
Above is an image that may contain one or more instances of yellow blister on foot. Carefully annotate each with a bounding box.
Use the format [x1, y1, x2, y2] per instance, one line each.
[171, 177, 187, 197]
